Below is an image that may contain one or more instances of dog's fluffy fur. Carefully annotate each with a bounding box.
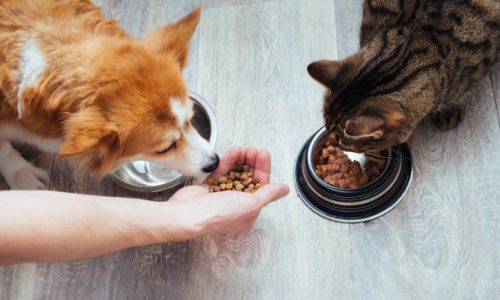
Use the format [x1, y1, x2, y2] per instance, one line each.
[0, 0, 218, 189]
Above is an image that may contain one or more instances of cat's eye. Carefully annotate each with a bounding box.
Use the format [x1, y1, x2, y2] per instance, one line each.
[156, 142, 176, 155]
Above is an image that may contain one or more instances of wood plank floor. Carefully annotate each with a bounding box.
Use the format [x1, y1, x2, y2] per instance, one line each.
[1, 0, 499, 299]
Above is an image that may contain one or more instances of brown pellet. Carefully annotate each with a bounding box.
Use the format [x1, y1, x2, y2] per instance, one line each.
[208, 164, 263, 193]
[315, 140, 386, 189]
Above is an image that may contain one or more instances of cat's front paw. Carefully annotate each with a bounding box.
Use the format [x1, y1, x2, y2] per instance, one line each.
[432, 104, 465, 130]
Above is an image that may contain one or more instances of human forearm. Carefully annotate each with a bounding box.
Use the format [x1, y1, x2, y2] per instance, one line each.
[0, 191, 194, 264]
[0, 147, 290, 265]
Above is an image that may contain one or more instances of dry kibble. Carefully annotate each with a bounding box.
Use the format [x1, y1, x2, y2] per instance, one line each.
[315, 140, 386, 189]
[208, 164, 263, 193]
[231, 165, 245, 172]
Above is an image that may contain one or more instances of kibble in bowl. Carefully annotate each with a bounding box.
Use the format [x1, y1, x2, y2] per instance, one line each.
[207, 164, 262, 193]
[294, 127, 413, 223]
[315, 140, 386, 189]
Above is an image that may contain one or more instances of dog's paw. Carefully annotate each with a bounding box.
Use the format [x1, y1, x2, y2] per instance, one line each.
[5, 163, 49, 190]
[0, 141, 49, 190]
[432, 104, 465, 130]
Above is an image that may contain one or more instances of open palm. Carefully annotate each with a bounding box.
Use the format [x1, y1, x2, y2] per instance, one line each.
[168, 147, 289, 236]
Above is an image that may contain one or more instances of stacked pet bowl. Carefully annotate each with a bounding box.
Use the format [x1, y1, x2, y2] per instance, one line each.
[294, 127, 413, 223]
[111, 92, 217, 192]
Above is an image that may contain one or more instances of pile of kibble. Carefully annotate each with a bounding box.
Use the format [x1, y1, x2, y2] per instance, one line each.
[315, 141, 385, 189]
[207, 164, 262, 193]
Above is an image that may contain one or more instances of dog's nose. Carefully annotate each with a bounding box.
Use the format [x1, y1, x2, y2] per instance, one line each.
[202, 154, 220, 173]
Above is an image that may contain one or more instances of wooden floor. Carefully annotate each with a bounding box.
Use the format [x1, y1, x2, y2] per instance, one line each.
[1, 0, 499, 299]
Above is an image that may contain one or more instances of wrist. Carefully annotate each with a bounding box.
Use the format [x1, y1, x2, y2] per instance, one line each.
[133, 200, 204, 245]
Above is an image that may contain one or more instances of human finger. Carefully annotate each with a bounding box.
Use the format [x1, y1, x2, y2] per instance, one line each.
[253, 149, 271, 184]
[253, 183, 289, 207]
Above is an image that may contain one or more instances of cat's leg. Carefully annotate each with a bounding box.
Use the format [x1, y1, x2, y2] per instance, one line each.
[431, 103, 465, 130]
[0, 140, 49, 189]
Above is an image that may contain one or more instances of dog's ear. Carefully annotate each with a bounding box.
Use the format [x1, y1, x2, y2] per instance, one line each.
[141, 8, 201, 69]
[60, 107, 120, 174]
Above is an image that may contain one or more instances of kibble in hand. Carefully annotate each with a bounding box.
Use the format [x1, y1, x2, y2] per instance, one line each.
[208, 164, 261, 193]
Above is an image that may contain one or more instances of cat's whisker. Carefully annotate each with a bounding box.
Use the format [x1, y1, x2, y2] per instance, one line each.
[389, 149, 412, 161]
[364, 149, 411, 161]
[364, 150, 390, 159]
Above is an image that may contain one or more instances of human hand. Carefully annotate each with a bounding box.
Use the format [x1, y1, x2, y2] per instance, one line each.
[167, 147, 289, 238]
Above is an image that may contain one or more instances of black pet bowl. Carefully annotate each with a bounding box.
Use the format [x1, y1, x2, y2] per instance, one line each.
[294, 127, 413, 223]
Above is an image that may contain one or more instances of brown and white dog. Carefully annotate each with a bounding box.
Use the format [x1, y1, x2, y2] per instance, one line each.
[0, 0, 219, 189]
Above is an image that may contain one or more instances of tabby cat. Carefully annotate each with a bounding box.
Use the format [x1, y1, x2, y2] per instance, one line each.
[308, 0, 499, 152]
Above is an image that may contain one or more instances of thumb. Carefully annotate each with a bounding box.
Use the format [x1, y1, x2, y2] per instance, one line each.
[253, 183, 289, 207]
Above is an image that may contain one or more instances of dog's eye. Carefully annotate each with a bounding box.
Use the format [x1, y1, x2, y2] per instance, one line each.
[156, 142, 176, 155]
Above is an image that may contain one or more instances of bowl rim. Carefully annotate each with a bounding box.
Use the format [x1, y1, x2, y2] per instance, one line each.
[305, 127, 391, 193]
[294, 130, 413, 223]
[109, 91, 217, 192]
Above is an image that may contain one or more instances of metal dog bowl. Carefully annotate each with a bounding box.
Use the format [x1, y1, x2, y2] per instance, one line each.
[110, 92, 217, 192]
[294, 127, 413, 223]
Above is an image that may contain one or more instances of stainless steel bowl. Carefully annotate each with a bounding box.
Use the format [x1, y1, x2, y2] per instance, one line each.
[294, 127, 413, 223]
[110, 92, 217, 192]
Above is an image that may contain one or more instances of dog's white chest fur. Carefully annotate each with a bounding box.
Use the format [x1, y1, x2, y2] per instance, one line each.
[0, 124, 62, 153]
[17, 39, 47, 118]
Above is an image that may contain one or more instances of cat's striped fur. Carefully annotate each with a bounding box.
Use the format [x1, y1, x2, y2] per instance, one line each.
[308, 0, 499, 152]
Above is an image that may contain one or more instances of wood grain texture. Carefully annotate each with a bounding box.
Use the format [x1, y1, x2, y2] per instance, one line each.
[490, 62, 500, 129]
[1, 0, 499, 299]
[333, 0, 364, 58]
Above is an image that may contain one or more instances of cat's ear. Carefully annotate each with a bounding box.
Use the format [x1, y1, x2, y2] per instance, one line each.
[307, 60, 343, 86]
[307, 54, 362, 88]
[344, 115, 385, 139]
[344, 107, 405, 140]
